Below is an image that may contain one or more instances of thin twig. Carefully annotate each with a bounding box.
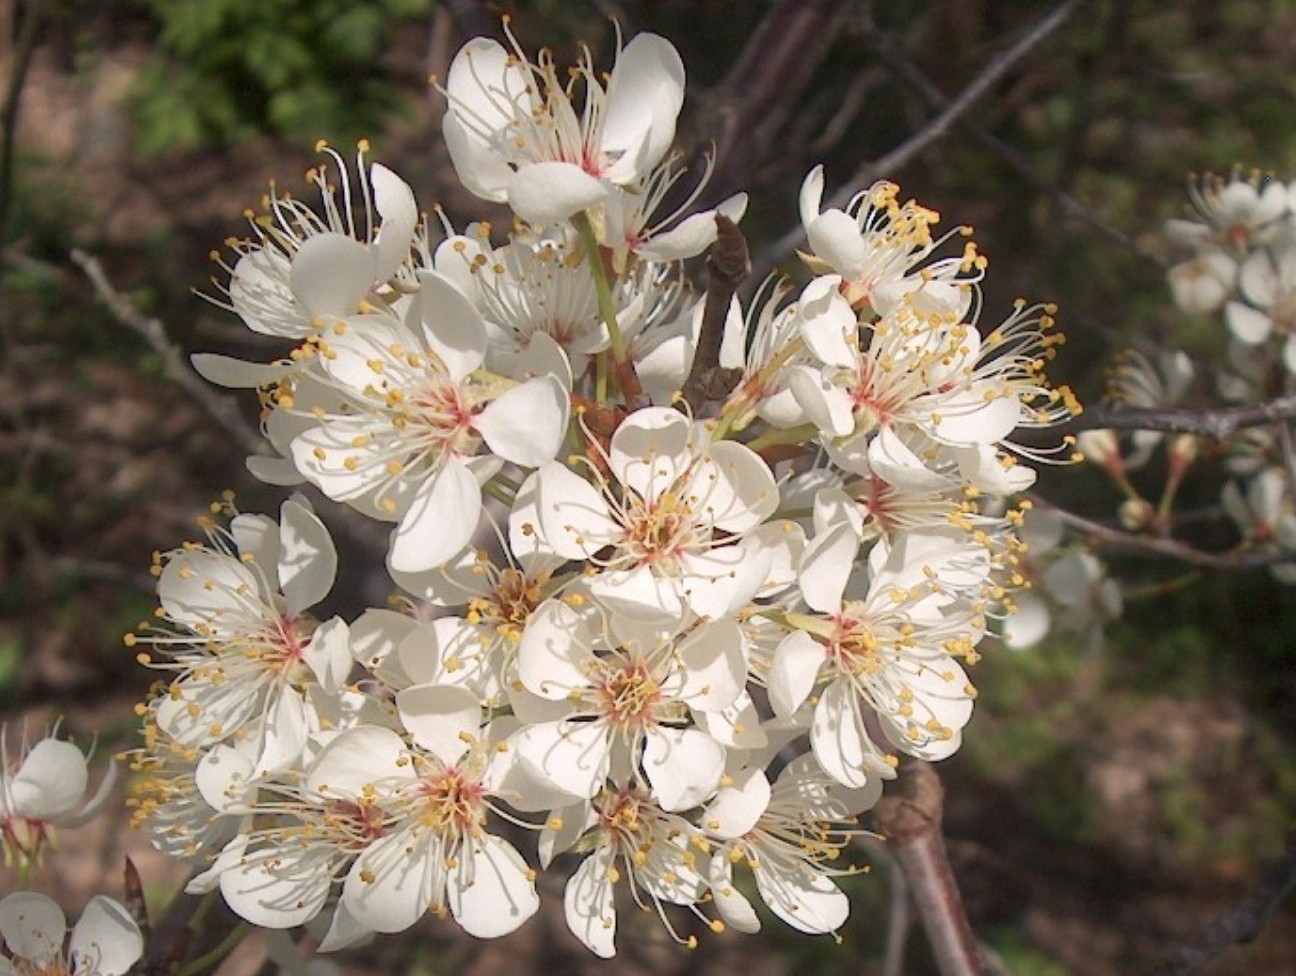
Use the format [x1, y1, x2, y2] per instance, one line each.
[860, 11, 1161, 267]
[874, 761, 985, 976]
[1031, 494, 1296, 570]
[0, 0, 45, 259]
[683, 215, 748, 411]
[1078, 395, 1296, 440]
[70, 249, 266, 457]
[1148, 843, 1296, 976]
[752, 0, 1086, 281]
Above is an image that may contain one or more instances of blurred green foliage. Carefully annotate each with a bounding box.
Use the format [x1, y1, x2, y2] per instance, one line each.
[131, 0, 432, 152]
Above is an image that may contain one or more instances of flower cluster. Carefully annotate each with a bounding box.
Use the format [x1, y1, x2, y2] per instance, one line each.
[126, 26, 1075, 957]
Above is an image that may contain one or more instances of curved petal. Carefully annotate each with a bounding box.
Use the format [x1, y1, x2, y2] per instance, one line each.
[388, 458, 481, 574]
[396, 683, 481, 765]
[642, 726, 724, 811]
[564, 846, 617, 958]
[769, 630, 825, 719]
[474, 375, 569, 467]
[11, 739, 88, 821]
[369, 163, 418, 284]
[448, 835, 540, 938]
[416, 270, 488, 381]
[807, 210, 867, 279]
[291, 234, 374, 320]
[69, 896, 143, 976]
[702, 767, 770, 838]
[516, 600, 596, 699]
[277, 497, 337, 615]
[0, 891, 65, 966]
[507, 163, 607, 226]
[798, 523, 858, 614]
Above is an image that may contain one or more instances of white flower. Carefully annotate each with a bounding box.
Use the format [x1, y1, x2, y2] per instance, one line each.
[1168, 173, 1289, 253]
[1226, 245, 1296, 374]
[768, 524, 987, 784]
[548, 786, 711, 957]
[0, 892, 142, 976]
[703, 756, 879, 935]
[798, 168, 984, 315]
[206, 144, 418, 342]
[289, 270, 570, 572]
[1, 728, 114, 867]
[1166, 249, 1237, 314]
[529, 406, 779, 620]
[504, 598, 745, 811]
[442, 29, 684, 225]
[129, 497, 352, 775]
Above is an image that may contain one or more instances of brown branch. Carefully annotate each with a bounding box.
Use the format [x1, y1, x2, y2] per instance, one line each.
[1031, 495, 1296, 571]
[70, 249, 266, 457]
[1078, 396, 1296, 440]
[0, 0, 45, 260]
[682, 215, 748, 411]
[684, 0, 851, 205]
[858, 11, 1162, 267]
[752, 0, 1087, 281]
[1148, 843, 1296, 976]
[874, 762, 985, 976]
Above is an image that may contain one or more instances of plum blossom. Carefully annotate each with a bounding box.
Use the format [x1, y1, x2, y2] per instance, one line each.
[703, 756, 880, 935]
[529, 406, 780, 621]
[287, 269, 570, 572]
[545, 786, 711, 957]
[0, 892, 142, 976]
[504, 598, 745, 811]
[128, 496, 352, 775]
[441, 28, 684, 226]
[1, 728, 114, 869]
[767, 525, 988, 785]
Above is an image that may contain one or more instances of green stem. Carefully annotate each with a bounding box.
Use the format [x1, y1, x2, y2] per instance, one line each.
[572, 211, 627, 364]
[746, 422, 820, 454]
[16, 859, 30, 890]
[176, 923, 250, 976]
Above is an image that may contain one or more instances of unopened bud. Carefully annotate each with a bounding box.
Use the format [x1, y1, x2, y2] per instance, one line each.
[1076, 429, 1123, 473]
[1167, 433, 1199, 475]
[1119, 497, 1156, 531]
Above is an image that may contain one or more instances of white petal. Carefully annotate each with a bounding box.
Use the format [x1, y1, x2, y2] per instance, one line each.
[448, 835, 540, 938]
[191, 353, 292, 389]
[769, 631, 825, 718]
[254, 689, 309, 776]
[797, 275, 856, 368]
[344, 826, 442, 933]
[220, 848, 331, 930]
[507, 163, 608, 225]
[788, 365, 854, 437]
[1003, 592, 1050, 649]
[442, 112, 512, 202]
[69, 897, 142, 976]
[508, 720, 611, 801]
[291, 234, 374, 319]
[564, 847, 617, 958]
[300, 617, 352, 696]
[396, 683, 481, 765]
[798, 523, 858, 614]
[0, 892, 64, 966]
[158, 550, 262, 634]
[306, 726, 414, 800]
[195, 743, 256, 812]
[1225, 300, 1273, 345]
[811, 679, 876, 789]
[277, 497, 336, 615]
[516, 600, 596, 699]
[756, 864, 848, 935]
[642, 726, 724, 811]
[799, 165, 826, 230]
[474, 375, 569, 467]
[707, 855, 761, 934]
[674, 619, 746, 713]
[12, 739, 88, 821]
[702, 767, 770, 838]
[534, 461, 618, 559]
[369, 163, 418, 284]
[416, 270, 487, 381]
[600, 34, 684, 182]
[807, 210, 867, 278]
[588, 564, 683, 622]
[608, 406, 692, 500]
[388, 458, 481, 573]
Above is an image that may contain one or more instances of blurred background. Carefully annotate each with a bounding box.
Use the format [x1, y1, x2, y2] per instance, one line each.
[2, 1, 1295, 973]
